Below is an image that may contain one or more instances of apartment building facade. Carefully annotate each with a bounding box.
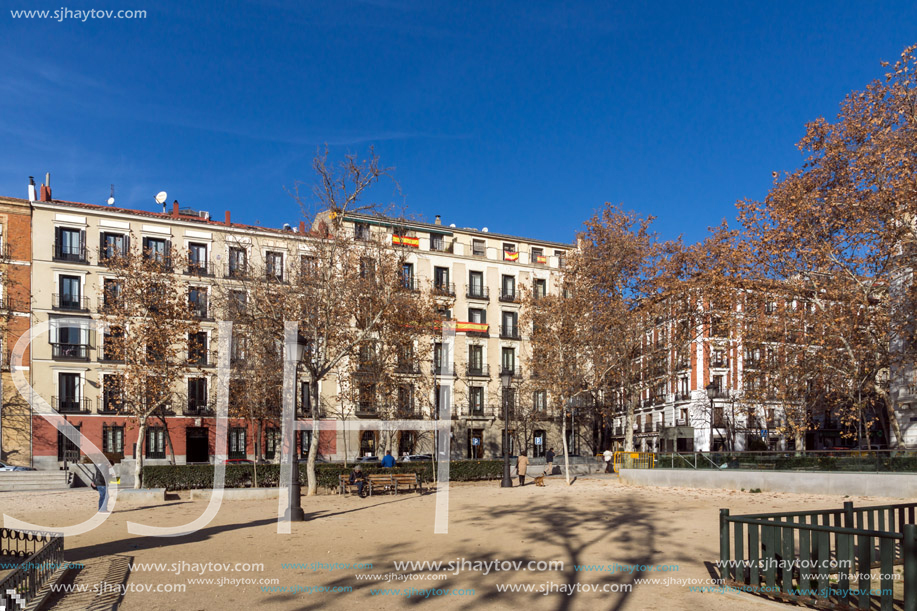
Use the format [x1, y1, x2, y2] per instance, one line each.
[22, 194, 570, 469]
[0, 196, 33, 465]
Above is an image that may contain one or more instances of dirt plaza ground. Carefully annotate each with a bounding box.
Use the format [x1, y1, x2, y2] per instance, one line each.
[3, 476, 912, 611]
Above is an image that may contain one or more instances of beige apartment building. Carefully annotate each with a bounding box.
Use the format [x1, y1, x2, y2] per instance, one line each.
[26, 197, 571, 469]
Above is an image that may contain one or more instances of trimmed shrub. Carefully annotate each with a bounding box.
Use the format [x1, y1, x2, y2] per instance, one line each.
[142, 459, 506, 491]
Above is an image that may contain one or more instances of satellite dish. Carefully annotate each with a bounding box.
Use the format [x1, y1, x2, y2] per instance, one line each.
[482, 227, 489, 233]
[154, 191, 168, 205]
[107, 197, 115, 206]
[449, 223, 456, 228]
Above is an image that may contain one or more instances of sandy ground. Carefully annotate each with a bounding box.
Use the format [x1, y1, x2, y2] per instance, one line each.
[1, 476, 913, 611]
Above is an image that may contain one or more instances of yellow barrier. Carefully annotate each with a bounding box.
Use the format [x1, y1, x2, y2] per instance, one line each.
[612, 452, 655, 474]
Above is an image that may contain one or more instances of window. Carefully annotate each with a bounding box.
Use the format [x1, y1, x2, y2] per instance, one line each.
[300, 255, 317, 279]
[101, 325, 123, 361]
[468, 308, 486, 324]
[396, 344, 415, 373]
[264, 428, 280, 460]
[554, 250, 566, 267]
[57, 373, 81, 412]
[229, 428, 246, 459]
[146, 427, 166, 459]
[102, 374, 123, 412]
[354, 222, 370, 241]
[503, 243, 518, 261]
[501, 275, 516, 300]
[472, 239, 485, 257]
[189, 332, 208, 365]
[468, 344, 484, 373]
[300, 381, 313, 415]
[231, 336, 247, 363]
[102, 278, 121, 311]
[100, 232, 127, 261]
[103, 425, 124, 454]
[189, 286, 208, 318]
[533, 390, 547, 412]
[299, 430, 313, 458]
[533, 278, 547, 299]
[531, 247, 545, 264]
[188, 378, 208, 412]
[358, 384, 376, 412]
[188, 243, 208, 274]
[142, 237, 169, 265]
[433, 342, 446, 373]
[54, 227, 85, 262]
[397, 385, 414, 414]
[359, 257, 374, 280]
[501, 347, 515, 374]
[52, 320, 89, 360]
[229, 290, 246, 319]
[57, 275, 82, 310]
[503, 242, 516, 253]
[469, 386, 484, 415]
[401, 263, 415, 289]
[433, 266, 450, 292]
[228, 247, 247, 277]
[266, 252, 284, 281]
[431, 233, 444, 251]
[501, 311, 518, 338]
[468, 271, 485, 298]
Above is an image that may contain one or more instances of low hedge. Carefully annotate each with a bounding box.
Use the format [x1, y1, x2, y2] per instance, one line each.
[142, 460, 506, 491]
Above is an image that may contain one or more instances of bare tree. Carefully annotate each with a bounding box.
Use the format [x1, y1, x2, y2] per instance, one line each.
[99, 237, 198, 488]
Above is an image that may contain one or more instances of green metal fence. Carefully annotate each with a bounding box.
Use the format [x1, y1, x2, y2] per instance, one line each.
[719, 502, 917, 610]
[659, 450, 917, 472]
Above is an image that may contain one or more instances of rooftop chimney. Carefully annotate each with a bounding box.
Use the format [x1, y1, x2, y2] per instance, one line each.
[434, 215, 442, 226]
[225, 210, 231, 226]
[28, 177, 36, 201]
[172, 200, 179, 218]
[299, 221, 306, 234]
[39, 172, 52, 201]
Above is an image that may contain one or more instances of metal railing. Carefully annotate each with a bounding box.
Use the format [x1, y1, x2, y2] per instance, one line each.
[466, 364, 490, 377]
[186, 261, 212, 276]
[51, 294, 90, 311]
[656, 450, 917, 472]
[53, 242, 87, 263]
[53, 397, 91, 413]
[466, 285, 489, 300]
[51, 343, 90, 360]
[433, 282, 456, 297]
[0, 529, 65, 611]
[499, 325, 520, 339]
[719, 501, 916, 611]
[498, 289, 518, 303]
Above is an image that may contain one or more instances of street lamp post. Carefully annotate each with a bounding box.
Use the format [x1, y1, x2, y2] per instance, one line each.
[500, 370, 513, 488]
[285, 344, 307, 522]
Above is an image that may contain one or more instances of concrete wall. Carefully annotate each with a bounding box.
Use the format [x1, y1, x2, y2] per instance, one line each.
[618, 468, 917, 498]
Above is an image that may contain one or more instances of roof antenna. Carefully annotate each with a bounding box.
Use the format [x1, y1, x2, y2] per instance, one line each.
[107, 184, 115, 206]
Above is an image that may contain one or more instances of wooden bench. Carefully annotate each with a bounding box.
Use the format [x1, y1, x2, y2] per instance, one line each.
[366, 473, 396, 496]
[339, 474, 370, 496]
[393, 472, 423, 493]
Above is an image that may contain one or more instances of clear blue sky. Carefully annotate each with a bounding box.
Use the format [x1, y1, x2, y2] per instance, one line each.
[2, 1, 916, 245]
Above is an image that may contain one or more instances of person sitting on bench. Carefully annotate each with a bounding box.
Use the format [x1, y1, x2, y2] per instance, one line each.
[349, 464, 367, 497]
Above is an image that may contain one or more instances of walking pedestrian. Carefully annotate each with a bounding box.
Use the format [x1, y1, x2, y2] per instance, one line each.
[543, 448, 555, 476]
[515, 451, 529, 486]
[603, 449, 613, 474]
[91, 463, 110, 512]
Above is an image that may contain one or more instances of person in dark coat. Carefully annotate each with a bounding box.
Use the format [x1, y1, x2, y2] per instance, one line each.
[349, 464, 367, 497]
[543, 448, 555, 476]
[91, 463, 110, 512]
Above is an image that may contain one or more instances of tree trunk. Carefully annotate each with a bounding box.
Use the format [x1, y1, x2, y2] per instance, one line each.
[561, 406, 571, 485]
[795, 429, 805, 453]
[134, 418, 147, 489]
[624, 399, 635, 452]
[161, 414, 176, 466]
[306, 382, 321, 496]
[885, 399, 902, 449]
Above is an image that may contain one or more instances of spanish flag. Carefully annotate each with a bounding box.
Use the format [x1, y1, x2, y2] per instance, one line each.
[455, 321, 489, 334]
[393, 235, 419, 248]
[535, 254, 547, 264]
[504, 250, 519, 261]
